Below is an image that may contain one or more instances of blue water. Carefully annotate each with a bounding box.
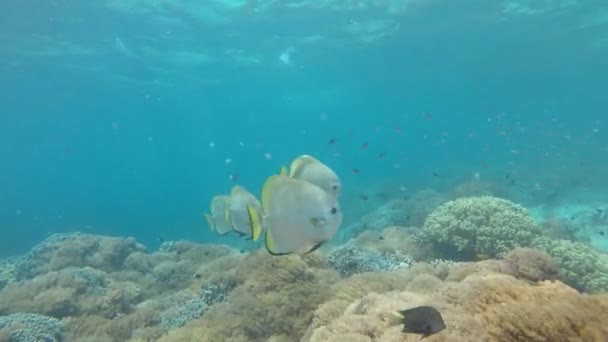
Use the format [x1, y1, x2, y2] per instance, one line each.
[1, 0, 607, 256]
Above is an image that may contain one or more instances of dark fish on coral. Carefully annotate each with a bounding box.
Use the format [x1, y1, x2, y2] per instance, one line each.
[398, 305, 446, 338]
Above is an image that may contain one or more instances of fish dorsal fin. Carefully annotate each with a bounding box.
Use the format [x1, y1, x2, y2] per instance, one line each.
[279, 166, 288, 176]
[289, 155, 317, 177]
[231, 185, 244, 195]
[261, 175, 281, 211]
[247, 204, 263, 241]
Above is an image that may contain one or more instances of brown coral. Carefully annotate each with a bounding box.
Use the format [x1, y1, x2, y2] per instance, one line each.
[159, 251, 340, 342]
[307, 273, 608, 342]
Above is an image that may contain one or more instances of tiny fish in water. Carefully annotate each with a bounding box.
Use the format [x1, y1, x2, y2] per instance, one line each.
[360, 142, 368, 150]
[377, 152, 387, 159]
[359, 194, 369, 200]
[398, 305, 446, 339]
[328, 138, 337, 145]
[352, 168, 360, 174]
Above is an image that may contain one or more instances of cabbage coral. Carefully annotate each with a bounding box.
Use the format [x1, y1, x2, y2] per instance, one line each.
[421, 196, 542, 260]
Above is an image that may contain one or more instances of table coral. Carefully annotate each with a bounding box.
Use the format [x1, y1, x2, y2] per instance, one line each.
[421, 196, 542, 260]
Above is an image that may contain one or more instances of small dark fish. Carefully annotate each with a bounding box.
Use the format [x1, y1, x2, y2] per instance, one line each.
[359, 194, 369, 200]
[433, 172, 439, 177]
[230, 173, 240, 183]
[596, 208, 604, 213]
[352, 168, 360, 174]
[399, 305, 446, 338]
[328, 138, 337, 145]
[423, 112, 433, 120]
[377, 152, 387, 159]
[599, 231, 605, 236]
[157, 237, 165, 243]
[361, 142, 368, 150]
[378, 235, 385, 240]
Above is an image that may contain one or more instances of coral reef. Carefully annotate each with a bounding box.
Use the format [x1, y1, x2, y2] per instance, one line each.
[420, 196, 542, 260]
[0, 313, 64, 342]
[307, 273, 608, 342]
[0, 258, 16, 291]
[352, 226, 432, 261]
[531, 236, 608, 293]
[159, 251, 340, 342]
[327, 244, 412, 277]
[338, 190, 446, 243]
[14, 233, 147, 280]
[1, 218, 607, 342]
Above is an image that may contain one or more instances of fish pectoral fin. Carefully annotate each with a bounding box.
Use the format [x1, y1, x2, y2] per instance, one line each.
[304, 241, 325, 254]
[224, 208, 230, 223]
[247, 205, 263, 242]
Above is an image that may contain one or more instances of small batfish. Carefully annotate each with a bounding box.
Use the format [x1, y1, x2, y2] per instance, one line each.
[205, 195, 232, 235]
[261, 175, 343, 255]
[227, 185, 263, 241]
[398, 305, 446, 339]
[288, 155, 341, 199]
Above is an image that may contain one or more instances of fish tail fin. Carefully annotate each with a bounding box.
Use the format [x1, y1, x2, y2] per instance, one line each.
[247, 204, 263, 241]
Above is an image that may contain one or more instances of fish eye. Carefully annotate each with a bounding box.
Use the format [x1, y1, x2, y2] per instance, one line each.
[330, 207, 337, 215]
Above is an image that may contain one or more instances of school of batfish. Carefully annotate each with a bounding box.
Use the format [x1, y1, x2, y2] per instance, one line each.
[204, 155, 343, 255]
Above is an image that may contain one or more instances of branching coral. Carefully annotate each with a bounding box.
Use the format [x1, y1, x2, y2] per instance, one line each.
[420, 196, 542, 260]
[327, 244, 412, 277]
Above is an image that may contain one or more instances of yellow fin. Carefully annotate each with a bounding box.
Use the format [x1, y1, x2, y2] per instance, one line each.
[247, 204, 262, 241]
[279, 166, 288, 176]
[204, 213, 215, 232]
